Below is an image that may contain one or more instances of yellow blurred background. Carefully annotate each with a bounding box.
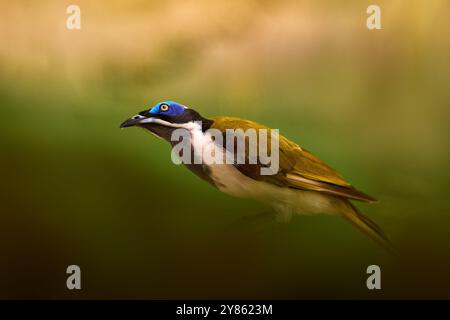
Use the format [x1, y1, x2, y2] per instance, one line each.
[1, 0, 449, 298]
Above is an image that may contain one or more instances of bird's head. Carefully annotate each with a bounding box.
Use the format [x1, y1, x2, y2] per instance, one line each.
[120, 101, 212, 141]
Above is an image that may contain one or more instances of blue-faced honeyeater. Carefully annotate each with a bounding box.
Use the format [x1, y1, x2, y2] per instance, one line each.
[120, 101, 392, 251]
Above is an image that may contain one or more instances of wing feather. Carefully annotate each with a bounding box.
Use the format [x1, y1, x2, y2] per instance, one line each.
[211, 116, 376, 203]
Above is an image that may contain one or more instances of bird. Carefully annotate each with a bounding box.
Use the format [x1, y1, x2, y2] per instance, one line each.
[120, 101, 392, 251]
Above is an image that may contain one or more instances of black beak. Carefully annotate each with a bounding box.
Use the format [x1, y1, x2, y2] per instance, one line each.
[120, 115, 147, 128]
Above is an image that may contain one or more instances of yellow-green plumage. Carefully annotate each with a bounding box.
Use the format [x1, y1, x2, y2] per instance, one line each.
[211, 116, 392, 252]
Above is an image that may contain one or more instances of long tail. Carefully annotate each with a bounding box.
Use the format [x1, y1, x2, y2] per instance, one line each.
[340, 200, 395, 254]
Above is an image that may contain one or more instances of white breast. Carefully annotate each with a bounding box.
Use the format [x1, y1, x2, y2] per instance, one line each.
[188, 124, 257, 197]
[187, 124, 337, 220]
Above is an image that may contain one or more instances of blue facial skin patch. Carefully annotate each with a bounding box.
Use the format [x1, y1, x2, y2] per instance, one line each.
[149, 101, 186, 116]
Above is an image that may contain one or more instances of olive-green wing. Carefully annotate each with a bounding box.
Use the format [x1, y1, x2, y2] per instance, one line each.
[211, 116, 376, 203]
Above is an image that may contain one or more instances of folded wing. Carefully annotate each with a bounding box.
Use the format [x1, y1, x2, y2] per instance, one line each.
[211, 116, 377, 203]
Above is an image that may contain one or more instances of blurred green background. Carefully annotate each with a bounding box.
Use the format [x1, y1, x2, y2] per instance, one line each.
[1, 0, 449, 299]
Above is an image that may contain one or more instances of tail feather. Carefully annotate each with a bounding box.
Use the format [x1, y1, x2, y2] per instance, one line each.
[340, 200, 395, 254]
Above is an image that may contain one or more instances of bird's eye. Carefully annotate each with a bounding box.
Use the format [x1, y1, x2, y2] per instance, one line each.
[160, 104, 169, 112]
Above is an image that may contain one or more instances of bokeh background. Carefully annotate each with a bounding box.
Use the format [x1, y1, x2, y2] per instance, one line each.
[1, 0, 449, 299]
